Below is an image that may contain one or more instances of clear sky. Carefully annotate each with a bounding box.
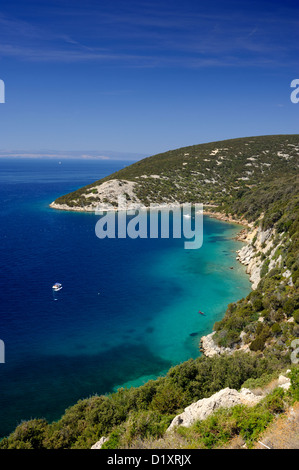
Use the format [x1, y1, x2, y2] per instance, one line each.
[0, 0, 298, 159]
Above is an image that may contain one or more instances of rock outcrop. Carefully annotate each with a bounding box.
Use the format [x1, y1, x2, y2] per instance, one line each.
[91, 436, 108, 449]
[167, 371, 291, 433]
[277, 374, 291, 391]
[199, 332, 232, 357]
[200, 331, 250, 357]
[236, 225, 284, 290]
[50, 179, 141, 212]
[167, 387, 263, 432]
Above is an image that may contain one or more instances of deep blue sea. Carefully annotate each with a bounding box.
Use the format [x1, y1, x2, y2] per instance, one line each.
[0, 158, 251, 437]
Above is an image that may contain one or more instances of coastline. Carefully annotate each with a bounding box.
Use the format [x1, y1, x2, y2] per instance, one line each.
[200, 215, 287, 357]
[199, 213, 254, 357]
[50, 197, 255, 359]
[49, 200, 248, 225]
[203, 209, 251, 229]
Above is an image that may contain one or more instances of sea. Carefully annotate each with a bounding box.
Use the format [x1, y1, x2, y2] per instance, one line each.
[0, 158, 251, 437]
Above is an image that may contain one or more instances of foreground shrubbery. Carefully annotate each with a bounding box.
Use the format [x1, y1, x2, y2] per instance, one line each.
[0, 352, 294, 449]
[174, 388, 287, 449]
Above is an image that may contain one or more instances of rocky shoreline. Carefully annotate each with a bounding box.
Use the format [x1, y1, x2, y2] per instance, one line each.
[199, 219, 256, 357]
[204, 210, 251, 228]
[199, 211, 255, 357]
[199, 216, 288, 358]
[50, 194, 283, 360]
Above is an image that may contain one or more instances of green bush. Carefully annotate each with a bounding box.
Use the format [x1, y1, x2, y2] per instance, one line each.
[150, 383, 183, 414]
[236, 407, 273, 447]
[249, 336, 266, 352]
[252, 296, 263, 312]
[289, 367, 299, 401]
[241, 371, 279, 390]
[284, 298, 296, 317]
[0, 419, 48, 449]
[272, 323, 282, 336]
[121, 411, 172, 446]
[261, 387, 285, 413]
[101, 428, 123, 449]
[293, 309, 299, 324]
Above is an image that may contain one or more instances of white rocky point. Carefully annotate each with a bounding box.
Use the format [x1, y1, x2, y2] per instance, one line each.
[200, 332, 232, 357]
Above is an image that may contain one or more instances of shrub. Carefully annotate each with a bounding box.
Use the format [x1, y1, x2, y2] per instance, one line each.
[252, 297, 263, 312]
[271, 323, 282, 336]
[261, 387, 285, 413]
[249, 336, 266, 352]
[284, 298, 296, 317]
[150, 383, 183, 414]
[236, 407, 274, 447]
[242, 371, 280, 390]
[121, 411, 172, 446]
[181, 397, 279, 449]
[0, 419, 48, 449]
[101, 428, 123, 449]
[293, 309, 299, 324]
[289, 367, 299, 401]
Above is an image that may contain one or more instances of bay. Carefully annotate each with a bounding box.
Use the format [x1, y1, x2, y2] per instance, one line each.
[0, 158, 251, 437]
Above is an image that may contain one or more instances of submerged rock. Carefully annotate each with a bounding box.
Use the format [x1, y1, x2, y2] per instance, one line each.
[91, 436, 108, 449]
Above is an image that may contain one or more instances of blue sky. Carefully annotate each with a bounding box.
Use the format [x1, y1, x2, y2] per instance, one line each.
[0, 0, 298, 159]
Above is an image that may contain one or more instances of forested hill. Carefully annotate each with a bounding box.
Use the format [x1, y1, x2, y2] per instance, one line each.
[51, 134, 299, 209]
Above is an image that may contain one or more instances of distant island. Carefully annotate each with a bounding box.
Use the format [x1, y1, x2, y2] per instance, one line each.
[1, 134, 298, 449]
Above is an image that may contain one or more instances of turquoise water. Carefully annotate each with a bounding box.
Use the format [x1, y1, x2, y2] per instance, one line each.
[0, 158, 251, 437]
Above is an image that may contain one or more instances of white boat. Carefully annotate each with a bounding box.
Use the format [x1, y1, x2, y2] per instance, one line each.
[52, 282, 62, 291]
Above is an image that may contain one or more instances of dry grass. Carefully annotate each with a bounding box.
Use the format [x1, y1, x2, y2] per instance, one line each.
[253, 402, 299, 449]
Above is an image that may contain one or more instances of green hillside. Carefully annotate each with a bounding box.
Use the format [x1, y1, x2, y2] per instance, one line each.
[52, 134, 299, 208]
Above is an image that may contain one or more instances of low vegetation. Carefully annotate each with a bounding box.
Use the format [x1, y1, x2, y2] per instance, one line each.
[0, 354, 297, 449]
[53, 134, 299, 208]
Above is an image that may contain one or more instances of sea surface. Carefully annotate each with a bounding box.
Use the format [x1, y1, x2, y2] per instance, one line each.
[0, 158, 251, 437]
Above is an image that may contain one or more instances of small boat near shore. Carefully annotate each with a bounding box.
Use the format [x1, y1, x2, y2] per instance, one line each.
[52, 282, 62, 291]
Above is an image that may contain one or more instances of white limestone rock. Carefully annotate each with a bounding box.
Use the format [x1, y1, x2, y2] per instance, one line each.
[91, 436, 108, 449]
[277, 375, 291, 390]
[167, 387, 262, 431]
[200, 332, 232, 357]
